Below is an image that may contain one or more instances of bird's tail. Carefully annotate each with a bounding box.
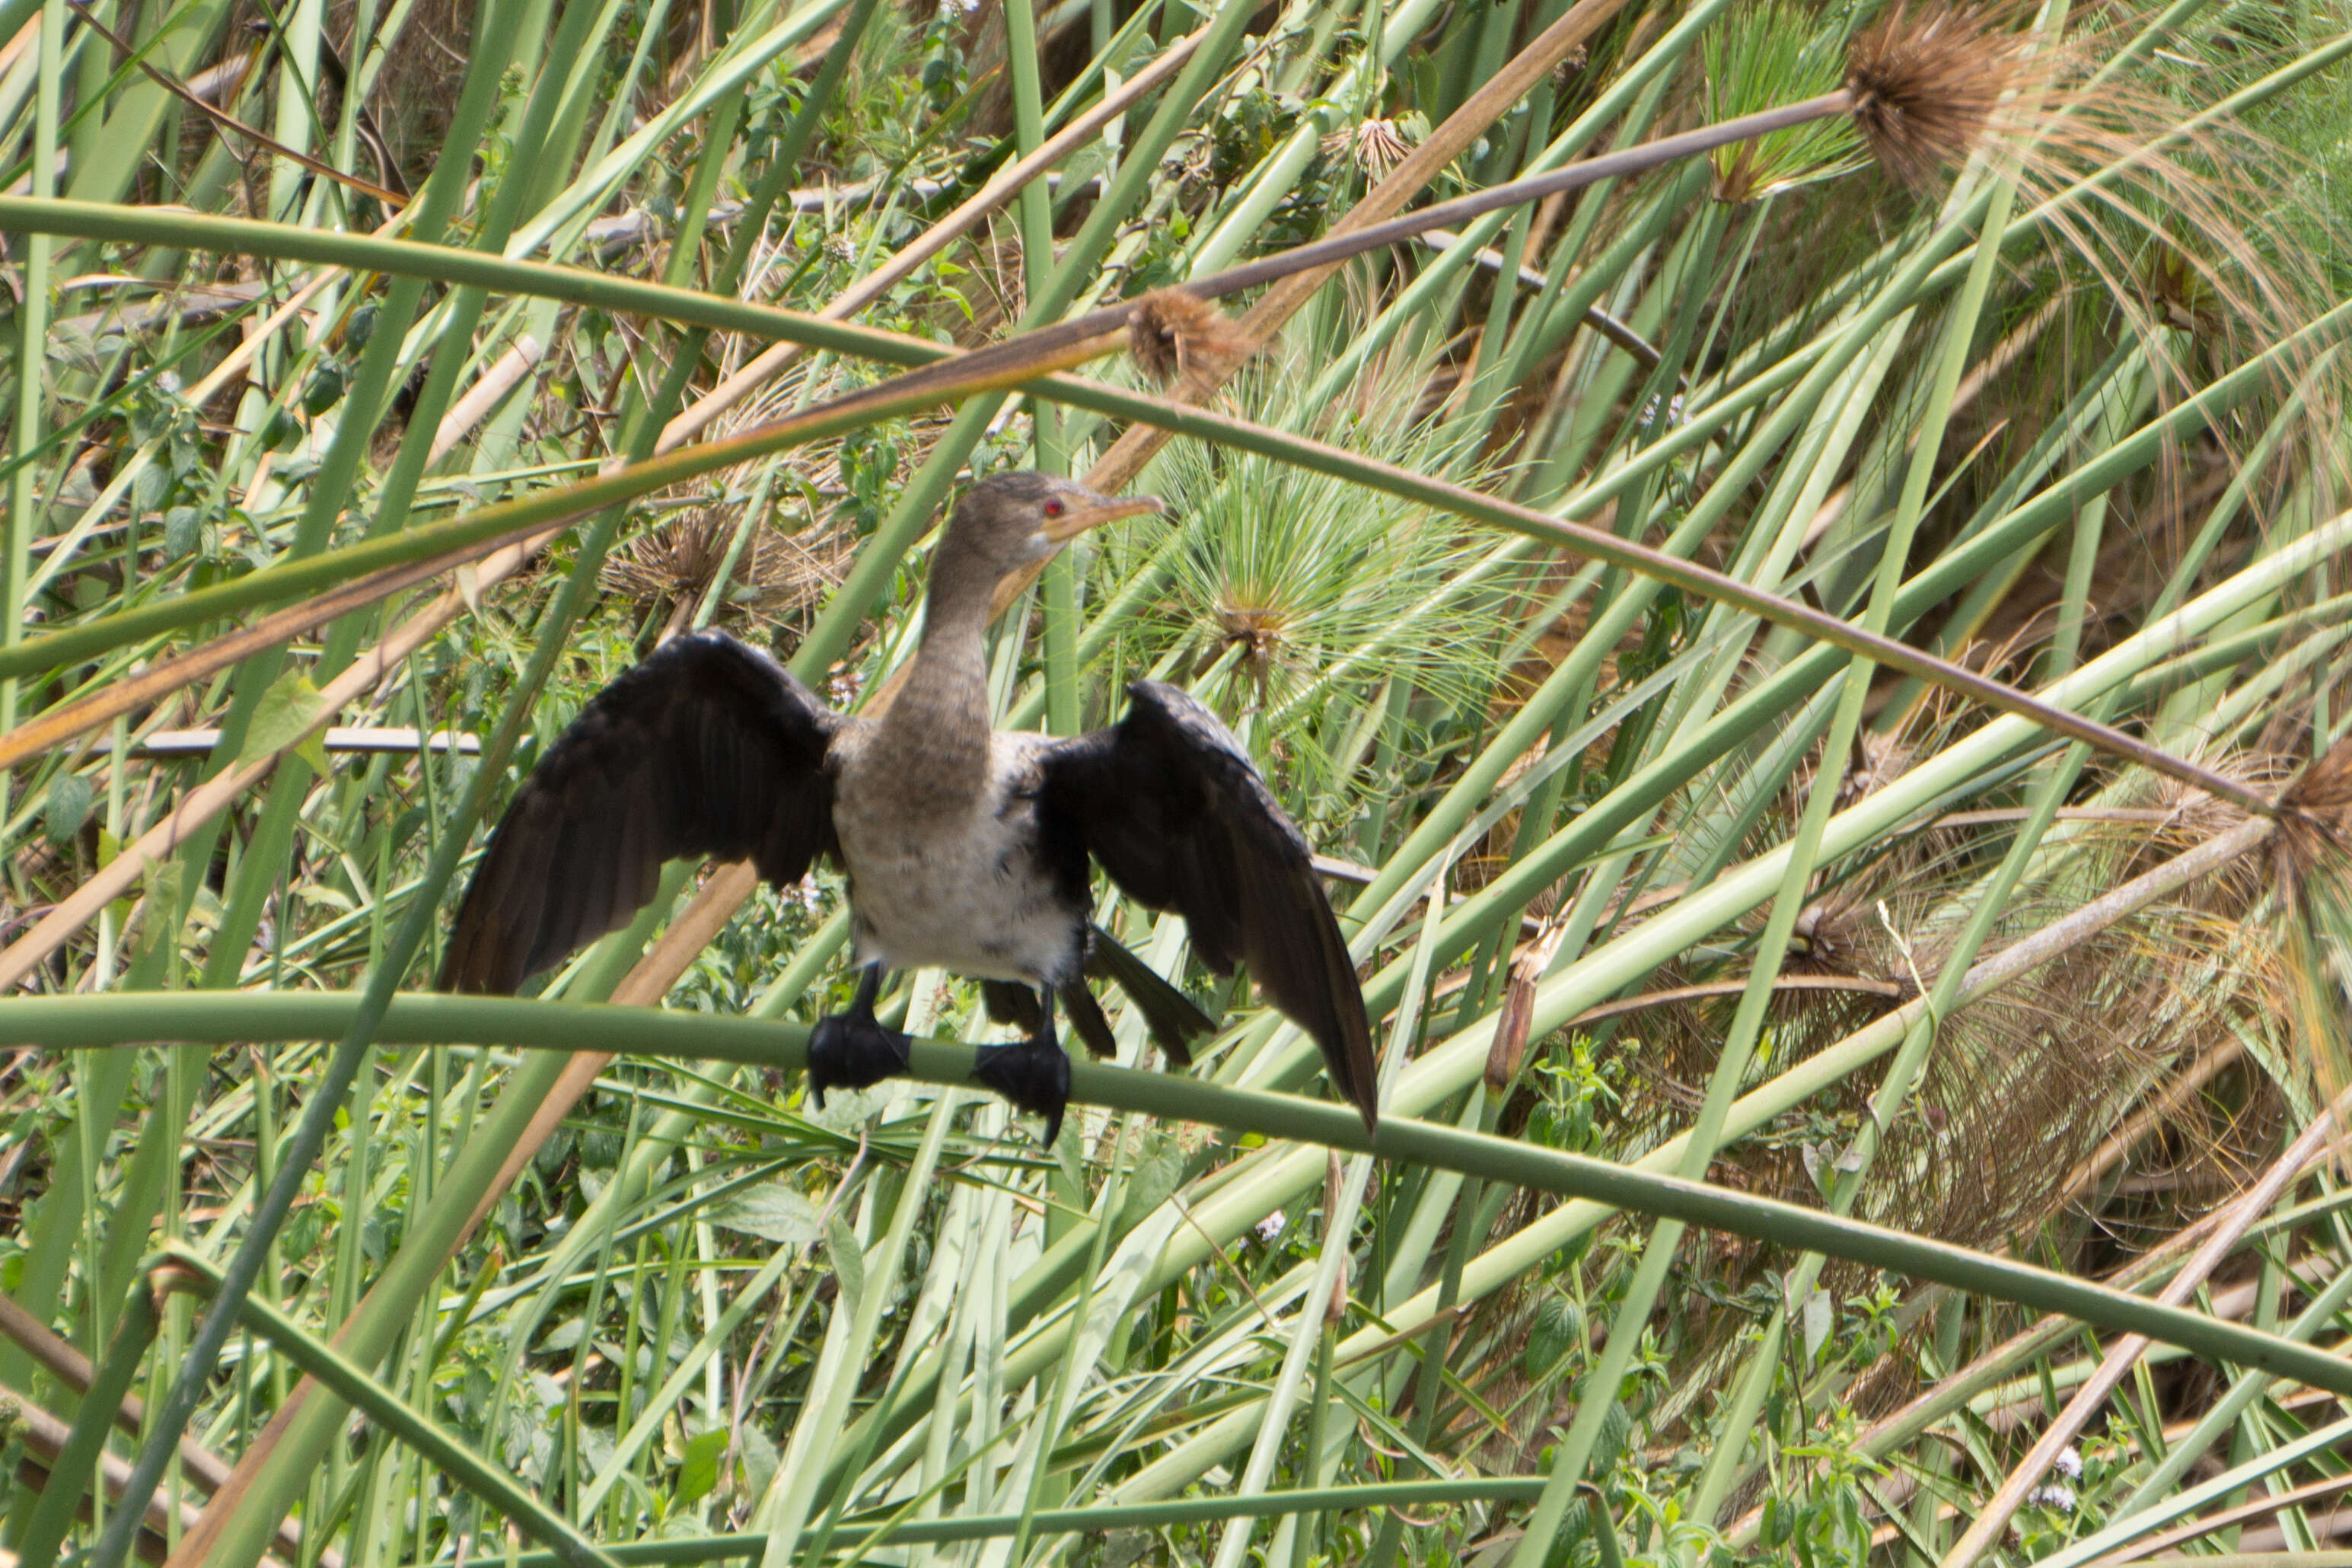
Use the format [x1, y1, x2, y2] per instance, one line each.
[1057, 982, 1120, 1060]
[1085, 926, 1219, 1066]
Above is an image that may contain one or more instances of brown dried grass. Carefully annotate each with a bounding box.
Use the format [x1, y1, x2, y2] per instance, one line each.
[1844, 3, 2025, 189]
[1127, 288, 1254, 386]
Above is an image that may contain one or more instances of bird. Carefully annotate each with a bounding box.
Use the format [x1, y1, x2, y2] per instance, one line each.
[439, 470, 1378, 1144]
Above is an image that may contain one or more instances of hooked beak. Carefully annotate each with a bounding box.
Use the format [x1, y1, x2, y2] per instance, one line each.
[1043, 492, 1165, 543]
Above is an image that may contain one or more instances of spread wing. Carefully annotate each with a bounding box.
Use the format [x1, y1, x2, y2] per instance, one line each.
[441, 630, 841, 994]
[1037, 680, 1377, 1130]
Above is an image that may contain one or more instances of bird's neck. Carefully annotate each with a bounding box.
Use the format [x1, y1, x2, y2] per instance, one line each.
[869, 555, 997, 805]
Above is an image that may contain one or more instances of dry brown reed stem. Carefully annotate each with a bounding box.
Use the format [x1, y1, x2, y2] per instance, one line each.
[1864, 1274, 2343, 1547]
[1570, 974, 1909, 1027]
[57, 0, 409, 210]
[428, 335, 544, 464]
[814, 0, 2026, 489]
[0, 521, 567, 992]
[0, 1298, 330, 1566]
[652, 25, 1212, 456]
[424, 2, 1659, 1337]
[456, 861, 761, 1239]
[2107, 1469, 2352, 1562]
[1940, 1085, 2352, 1567]
[639, 0, 1644, 1041]
[1, 1375, 296, 1568]
[0, 1296, 225, 1483]
[1728, 1037, 2311, 1550]
[2197, 1505, 2352, 1557]
[0, 548, 496, 774]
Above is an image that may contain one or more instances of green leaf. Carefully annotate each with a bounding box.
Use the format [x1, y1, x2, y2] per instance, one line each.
[826, 1213, 865, 1319]
[712, 1182, 822, 1245]
[1800, 1288, 1833, 1364]
[735, 1423, 778, 1503]
[242, 670, 333, 775]
[131, 457, 167, 512]
[674, 1429, 729, 1505]
[49, 317, 104, 373]
[45, 772, 94, 847]
[164, 505, 203, 559]
[136, 861, 183, 958]
[1117, 1127, 1186, 1231]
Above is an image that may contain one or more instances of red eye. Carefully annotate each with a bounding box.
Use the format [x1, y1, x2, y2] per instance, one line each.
[1044, 499, 1065, 517]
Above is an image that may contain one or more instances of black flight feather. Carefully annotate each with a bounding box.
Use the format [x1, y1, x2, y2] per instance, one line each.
[1082, 925, 1216, 1066]
[980, 980, 1043, 1034]
[1037, 681, 1378, 1130]
[981, 941, 1212, 1064]
[1058, 982, 1120, 1060]
[441, 631, 840, 995]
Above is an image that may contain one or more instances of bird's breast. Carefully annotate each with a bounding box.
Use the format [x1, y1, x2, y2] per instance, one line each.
[830, 738, 1082, 983]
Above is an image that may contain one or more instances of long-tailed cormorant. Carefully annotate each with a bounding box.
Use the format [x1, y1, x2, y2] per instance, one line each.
[440, 472, 1377, 1142]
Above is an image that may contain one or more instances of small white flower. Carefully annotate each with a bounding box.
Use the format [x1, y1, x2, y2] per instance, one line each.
[1255, 1211, 1286, 1242]
[2029, 1482, 2077, 1512]
[2054, 1445, 2083, 1480]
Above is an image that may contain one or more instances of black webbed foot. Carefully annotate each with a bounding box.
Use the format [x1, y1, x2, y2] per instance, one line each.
[973, 1038, 1072, 1146]
[807, 1012, 912, 1107]
[806, 962, 907, 1109]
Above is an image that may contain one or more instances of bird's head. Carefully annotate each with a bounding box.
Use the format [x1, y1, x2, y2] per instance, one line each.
[945, 471, 1165, 580]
